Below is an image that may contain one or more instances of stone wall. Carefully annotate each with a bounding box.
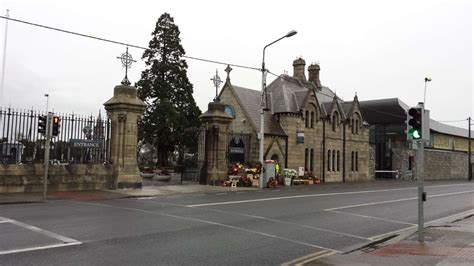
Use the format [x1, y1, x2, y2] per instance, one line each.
[392, 147, 468, 180]
[0, 164, 113, 193]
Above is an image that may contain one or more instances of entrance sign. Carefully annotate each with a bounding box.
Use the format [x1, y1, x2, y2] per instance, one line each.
[70, 139, 101, 148]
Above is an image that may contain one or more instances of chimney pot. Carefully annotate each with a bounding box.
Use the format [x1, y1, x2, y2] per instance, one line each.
[293, 58, 306, 82]
[308, 63, 322, 88]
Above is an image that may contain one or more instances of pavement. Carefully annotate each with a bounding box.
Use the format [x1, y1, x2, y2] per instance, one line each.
[305, 213, 474, 265]
[0, 173, 258, 204]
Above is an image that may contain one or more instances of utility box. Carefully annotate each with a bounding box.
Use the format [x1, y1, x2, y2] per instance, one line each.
[263, 160, 275, 185]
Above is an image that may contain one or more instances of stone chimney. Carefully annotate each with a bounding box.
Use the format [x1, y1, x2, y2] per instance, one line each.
[308, 63, 322, 88]
[293, 58, 306, 82]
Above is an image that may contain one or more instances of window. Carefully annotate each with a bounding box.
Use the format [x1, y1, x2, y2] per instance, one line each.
[310, 111, 314, 128]
[327, 150, 331, 171]
[305, 110, 309, 128]
[351, 151, 354, 171]
[355, 151, 359, 171]
[337, 150, 340, 171]
[310, 149, 314, 172]
[332, 114, 337, 132]
[305, 148, 309, 171]
[351, 119, 355, 134]
[332, 150, 335, 171]
[355, 119, 359, 134]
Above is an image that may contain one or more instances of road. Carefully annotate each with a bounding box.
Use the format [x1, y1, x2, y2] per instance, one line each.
[0, 180, 473, 265]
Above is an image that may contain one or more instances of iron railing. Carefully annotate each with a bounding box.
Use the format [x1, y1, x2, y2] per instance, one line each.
[0, 107, 110, 164]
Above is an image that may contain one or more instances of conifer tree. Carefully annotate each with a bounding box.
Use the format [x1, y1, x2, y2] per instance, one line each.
[136, 13, 201, 166]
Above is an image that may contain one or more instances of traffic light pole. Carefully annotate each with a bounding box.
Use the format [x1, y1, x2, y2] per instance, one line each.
[469, 116, 471, 182]
[42, 113, 52, 201]
[417, 139, 425, 242]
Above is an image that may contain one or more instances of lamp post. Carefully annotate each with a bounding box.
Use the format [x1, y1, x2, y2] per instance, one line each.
[259, 30, 297, 188]
[423, 77, 431, 106]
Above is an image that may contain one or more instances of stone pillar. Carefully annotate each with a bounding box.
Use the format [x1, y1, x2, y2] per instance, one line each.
[200, 101, 233, 185]
[104, 84, 146, 189]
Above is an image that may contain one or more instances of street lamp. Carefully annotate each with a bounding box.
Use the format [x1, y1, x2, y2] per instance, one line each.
[423, 77, 431, 106]
[259, 30, 297, 188]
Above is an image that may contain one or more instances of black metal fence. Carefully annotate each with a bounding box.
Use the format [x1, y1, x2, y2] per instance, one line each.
[0, 107, 110, 164]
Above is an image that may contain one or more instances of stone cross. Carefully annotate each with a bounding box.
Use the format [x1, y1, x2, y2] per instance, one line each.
[210, 69, 222, 102]
[116, 46, 136, 86]
[225, 65, 232, 81]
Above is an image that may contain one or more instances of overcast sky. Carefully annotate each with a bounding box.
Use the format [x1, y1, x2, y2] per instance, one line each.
[0, 0, 472, 129]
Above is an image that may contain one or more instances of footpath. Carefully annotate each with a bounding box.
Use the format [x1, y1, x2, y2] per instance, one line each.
[305, 212, 474, 265]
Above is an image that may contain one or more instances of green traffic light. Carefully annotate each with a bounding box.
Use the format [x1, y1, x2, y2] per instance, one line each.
[409, 128, 421, 139]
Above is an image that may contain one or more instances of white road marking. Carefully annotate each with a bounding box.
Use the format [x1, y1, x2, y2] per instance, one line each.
[327, 210, 416, 226]
[324, 190, 474, 211]
[425, 209, 474, 225]
[186, 184, 472, 207]
[0, 217, 82, 256]
[0, 242, 82, 256]
[124, 199, 370, 241]
[4, 218, 79, 243]
[70, 201, 342, 253]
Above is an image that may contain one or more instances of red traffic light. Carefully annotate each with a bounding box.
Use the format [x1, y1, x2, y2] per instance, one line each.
[53, 116, 60, 124]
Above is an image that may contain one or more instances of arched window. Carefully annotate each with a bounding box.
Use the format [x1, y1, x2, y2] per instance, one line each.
[327, 150, 331, 171]
[310, 149, 314, 172]
[332, 114, 337, 132]
[351, 151, 354, 171]
[310, 111, 314, 128]
[355, 119, 359, 134]
[355, 151, 359, 171]
[332, 150, 336, 171]
[305, 110, 309, 128]
[305, 148, 309, 171]
[351, 119, 355, 134]
[337, 150, 340, 171]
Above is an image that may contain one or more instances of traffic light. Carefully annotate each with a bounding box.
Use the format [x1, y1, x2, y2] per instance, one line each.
[52, 116, 60, 137]
[407, 107, 423, 140]
[38, 115, 47, 135]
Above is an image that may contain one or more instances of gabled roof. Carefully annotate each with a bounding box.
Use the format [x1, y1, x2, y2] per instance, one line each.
[266, 74, 342, 115]
[230, 85, 287, 136]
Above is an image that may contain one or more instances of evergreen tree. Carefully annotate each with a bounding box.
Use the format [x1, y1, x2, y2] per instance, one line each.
[136, 13, 201, 166]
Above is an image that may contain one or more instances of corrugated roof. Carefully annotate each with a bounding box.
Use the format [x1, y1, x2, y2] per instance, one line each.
[430, 119, 473, 138]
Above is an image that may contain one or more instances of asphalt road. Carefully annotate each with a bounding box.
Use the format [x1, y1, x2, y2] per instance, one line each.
[0, 180, 473, 265]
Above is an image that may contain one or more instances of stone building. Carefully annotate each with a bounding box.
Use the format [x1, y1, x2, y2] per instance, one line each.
[359, 98, 473, 180]
[199, 58, 371, 183]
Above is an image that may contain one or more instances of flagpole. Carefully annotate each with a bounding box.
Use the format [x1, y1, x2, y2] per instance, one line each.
[1, 9, 9, 105]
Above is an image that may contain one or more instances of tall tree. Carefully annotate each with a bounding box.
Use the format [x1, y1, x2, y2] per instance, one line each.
[136, 13, 201, 166]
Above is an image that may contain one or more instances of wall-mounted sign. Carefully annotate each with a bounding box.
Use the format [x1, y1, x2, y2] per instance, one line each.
[296, 132, 304, 144]
[70, 139, 101, 148]
[229, 147, 244, 154]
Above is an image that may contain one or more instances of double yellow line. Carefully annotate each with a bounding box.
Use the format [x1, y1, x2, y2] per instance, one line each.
[281, 250, 338, 266]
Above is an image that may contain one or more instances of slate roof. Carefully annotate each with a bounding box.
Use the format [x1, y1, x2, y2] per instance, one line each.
[231, 85, 287, 136]
[359, 98, 474, 138]
[227, 73, 358, 136]
[266, 74, 343, 116]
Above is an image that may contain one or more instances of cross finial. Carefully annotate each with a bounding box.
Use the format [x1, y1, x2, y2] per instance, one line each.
[211, 69, 222, 102]
[225, 65, 232, 81]
[116, 46, 136, 86]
